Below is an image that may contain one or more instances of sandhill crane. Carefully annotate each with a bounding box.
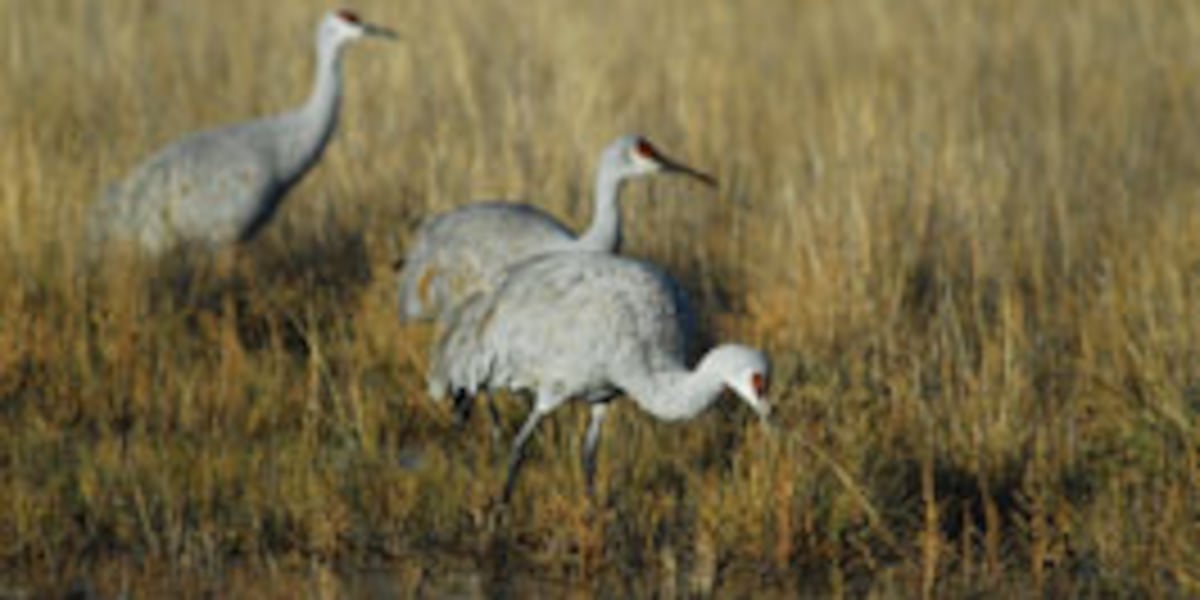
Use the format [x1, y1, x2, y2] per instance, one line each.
[87, 9, 397, 255]
[430, 251, 771, 501]
[395, 134, 716, 324]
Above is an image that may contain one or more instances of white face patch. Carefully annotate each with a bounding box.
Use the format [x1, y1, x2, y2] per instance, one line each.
[628, 147, 662, 174]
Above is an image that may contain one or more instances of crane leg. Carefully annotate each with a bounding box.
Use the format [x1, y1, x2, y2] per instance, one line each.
[453, 389, 504, 441]
[502, 405, 547, 503]
[486, 393, 504, 442]
[452, 388, 473, 428]
[581, 403, 608, 499]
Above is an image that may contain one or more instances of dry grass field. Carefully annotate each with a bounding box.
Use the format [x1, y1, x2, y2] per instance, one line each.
[2, 0, 1198, 596]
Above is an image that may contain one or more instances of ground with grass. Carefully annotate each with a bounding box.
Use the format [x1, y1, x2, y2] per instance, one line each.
[1, 0, 1198, 596]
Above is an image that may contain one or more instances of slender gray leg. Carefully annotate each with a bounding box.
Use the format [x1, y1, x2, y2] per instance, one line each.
[502, 406, 546, 503]
[581, 403, 608, 499]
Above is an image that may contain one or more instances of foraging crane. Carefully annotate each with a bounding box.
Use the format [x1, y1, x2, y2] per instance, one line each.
[87, 9, 397, 255]
[430, 251, 771, 501]
[395, 134, 716, 324]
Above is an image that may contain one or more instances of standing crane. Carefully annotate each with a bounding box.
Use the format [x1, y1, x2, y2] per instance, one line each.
[395, 134, 716, 324]
[88, 9, 397, 255]
[430, 251, 771, 502]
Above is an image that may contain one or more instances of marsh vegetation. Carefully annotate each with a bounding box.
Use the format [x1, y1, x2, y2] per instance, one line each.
[1, 0, 1198, 596]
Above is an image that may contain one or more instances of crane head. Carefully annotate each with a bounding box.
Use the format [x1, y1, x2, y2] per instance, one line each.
[704, 344, 772, 425]
[322, 9, 399, 45]
[605, 134, 717, 188]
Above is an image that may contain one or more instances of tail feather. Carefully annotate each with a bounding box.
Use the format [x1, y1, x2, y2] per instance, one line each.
[427, 291, 494, 402]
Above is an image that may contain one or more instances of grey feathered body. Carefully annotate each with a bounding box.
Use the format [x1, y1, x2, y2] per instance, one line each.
[396, 202, 580, 322]
[430, 252, 695, 407]
[88, 13, 359, 256]
[89, 112, 329, 252]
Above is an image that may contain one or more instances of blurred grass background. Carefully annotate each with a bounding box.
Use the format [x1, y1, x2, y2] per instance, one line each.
[1, 0, 1198, 596]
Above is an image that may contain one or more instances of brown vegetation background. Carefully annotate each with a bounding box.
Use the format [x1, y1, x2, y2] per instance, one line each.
[1, 0, 1198, 596]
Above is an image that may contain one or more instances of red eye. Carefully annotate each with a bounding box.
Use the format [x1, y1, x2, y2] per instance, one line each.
[751, 372, 768, 396]
[337, 9, 361, 24]
[635, 139, 659, 160]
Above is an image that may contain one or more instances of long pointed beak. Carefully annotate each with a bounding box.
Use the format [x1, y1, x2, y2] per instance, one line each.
[363, 23, 400, 40]
[661, 156, 718, 188]
[755, 402, 776, 433]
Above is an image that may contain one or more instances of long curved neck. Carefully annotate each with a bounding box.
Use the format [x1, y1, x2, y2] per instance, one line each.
[275, 37, 345, 185]
[617, 359, 726, 422]
[574, 167, 625, 252]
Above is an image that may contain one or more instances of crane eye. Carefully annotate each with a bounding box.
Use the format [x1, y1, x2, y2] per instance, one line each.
[751, 372, 768, 396]
[336, 9, 362, 24]
[634, 139, 660, 161]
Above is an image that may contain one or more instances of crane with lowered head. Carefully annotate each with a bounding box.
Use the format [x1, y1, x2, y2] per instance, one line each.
[430, 251, 771, 502]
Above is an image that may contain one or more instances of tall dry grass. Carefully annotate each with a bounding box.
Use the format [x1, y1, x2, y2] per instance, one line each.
[1, 0, 1198, 596]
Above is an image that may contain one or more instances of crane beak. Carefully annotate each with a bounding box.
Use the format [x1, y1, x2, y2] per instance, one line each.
[363, 23, 400, 40]
[757, 404, 776, 432]
[743, 396, 775, 434]
[660, 156, 718, 188]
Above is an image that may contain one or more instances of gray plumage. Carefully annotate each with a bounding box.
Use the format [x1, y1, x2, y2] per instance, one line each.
[430, 251, 771, 501]
[88, 10, 396, 255]
[395, 134, 715, 323]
